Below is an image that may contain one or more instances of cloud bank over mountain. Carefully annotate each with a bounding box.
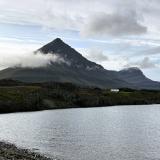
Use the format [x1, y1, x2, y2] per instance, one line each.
[0, 42, 69, 69]
[0, 0, 160, 37]
[0, 51, 68, 69]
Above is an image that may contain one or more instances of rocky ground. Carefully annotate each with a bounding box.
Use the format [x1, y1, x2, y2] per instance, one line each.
[0, 141, 53, 160]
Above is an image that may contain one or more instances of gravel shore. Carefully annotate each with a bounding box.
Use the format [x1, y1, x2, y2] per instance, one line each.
[0, 141, 53, 160]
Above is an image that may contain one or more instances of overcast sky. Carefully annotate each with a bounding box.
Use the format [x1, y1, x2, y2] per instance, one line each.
[0, 0, 160, 81]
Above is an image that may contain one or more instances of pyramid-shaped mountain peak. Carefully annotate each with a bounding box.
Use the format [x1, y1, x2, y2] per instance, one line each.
[37, 38, 70, 54]
[36, 38, 104, 69]
[49, 38, 65, 45]
[53, 38, 64, 43]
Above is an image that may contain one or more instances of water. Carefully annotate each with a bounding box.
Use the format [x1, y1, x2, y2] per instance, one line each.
[0, 105, 160, 160]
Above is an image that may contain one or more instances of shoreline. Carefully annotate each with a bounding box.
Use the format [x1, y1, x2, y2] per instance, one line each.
[0, 141, 53, 160]
[0, 103, 159, 115]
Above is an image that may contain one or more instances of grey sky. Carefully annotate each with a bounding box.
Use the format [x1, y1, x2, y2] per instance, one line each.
[0, 0, 159, 80]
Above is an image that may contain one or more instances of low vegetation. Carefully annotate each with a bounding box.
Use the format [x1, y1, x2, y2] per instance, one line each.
[0, 79, 159, 113]
[0, 141, 52, 160]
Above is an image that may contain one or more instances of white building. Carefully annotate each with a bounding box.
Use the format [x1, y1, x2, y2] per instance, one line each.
[110, 89, 119, 93]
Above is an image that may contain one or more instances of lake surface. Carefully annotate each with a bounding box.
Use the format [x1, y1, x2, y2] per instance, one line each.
[0, 105, 160, 160]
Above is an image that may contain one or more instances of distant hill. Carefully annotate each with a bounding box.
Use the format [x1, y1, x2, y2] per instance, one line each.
[0, 38, 159, 90]
[118, 67, 160, 90]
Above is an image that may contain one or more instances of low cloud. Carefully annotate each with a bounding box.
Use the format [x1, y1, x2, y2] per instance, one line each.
[143, 46, 160, 55]
[124, 57, 157, 69]
[0, 42, 70, 69]
[83, 48, 108, 62]
[138, 57, 156, 69]
[0, 51, 69, 69]
[81, 12, 147, 37]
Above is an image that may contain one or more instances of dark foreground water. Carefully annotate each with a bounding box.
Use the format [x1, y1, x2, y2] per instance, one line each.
[0, 105, 160, 160]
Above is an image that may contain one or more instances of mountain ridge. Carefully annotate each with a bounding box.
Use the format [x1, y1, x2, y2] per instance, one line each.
[0, 38, 159, 90]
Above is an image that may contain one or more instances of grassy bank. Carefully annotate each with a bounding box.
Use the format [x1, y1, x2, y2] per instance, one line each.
[0, 80, 160, 113]
[0, 141, 52, 160]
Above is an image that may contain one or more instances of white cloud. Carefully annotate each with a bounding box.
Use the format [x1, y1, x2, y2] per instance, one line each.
[81, 48, 108, 62]
[0, 41, 69, 69]
[79, 48, 129, 70]
[101, 56, 129, 71]
[80, 47, 159, 71]
[124, 57, 157, 69]
[139, 57, 156, 69]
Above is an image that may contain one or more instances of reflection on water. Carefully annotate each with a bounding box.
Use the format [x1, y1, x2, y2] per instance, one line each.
[0, 105, 160, 160]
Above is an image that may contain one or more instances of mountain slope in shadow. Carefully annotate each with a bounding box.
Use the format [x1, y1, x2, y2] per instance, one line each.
[0, 38, 159, 90]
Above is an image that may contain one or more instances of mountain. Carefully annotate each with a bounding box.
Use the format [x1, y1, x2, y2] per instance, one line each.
[0, 38, 159, 90]
[37, 38, 104, 70]
[118, 67, 160, 90]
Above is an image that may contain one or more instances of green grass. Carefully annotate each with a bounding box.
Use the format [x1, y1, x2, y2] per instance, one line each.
[0, 86, 41, 101]
[0, 82, 159, 113]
